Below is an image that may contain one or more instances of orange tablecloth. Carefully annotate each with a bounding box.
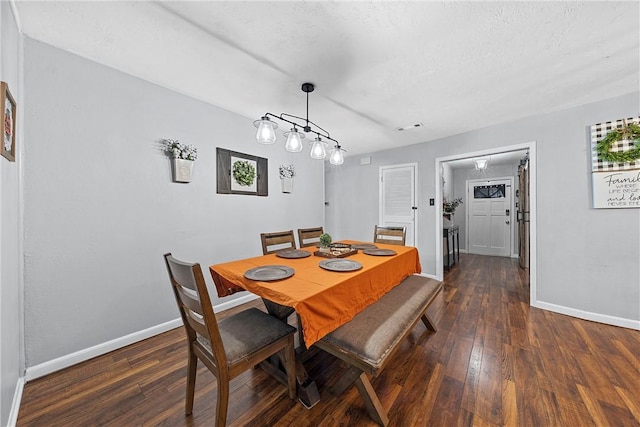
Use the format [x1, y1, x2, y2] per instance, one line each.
[209, 241, 421, 347]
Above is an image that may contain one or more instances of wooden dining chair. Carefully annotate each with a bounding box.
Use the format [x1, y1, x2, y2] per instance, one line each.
[373, 225, 407, 246]
[297, 227, 324, 248]
[260, 230, 297, 255]
[163, 253, 297, 426]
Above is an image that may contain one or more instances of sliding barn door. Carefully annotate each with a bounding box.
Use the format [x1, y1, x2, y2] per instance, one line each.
[518, 162, 530, 268]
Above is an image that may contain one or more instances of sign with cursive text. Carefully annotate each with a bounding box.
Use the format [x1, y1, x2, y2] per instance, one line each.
[592, 170, 640, 208]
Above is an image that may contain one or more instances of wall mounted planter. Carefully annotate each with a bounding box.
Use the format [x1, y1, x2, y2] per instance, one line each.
[172, 158, 194, 183]
[281, 177, 293, 193]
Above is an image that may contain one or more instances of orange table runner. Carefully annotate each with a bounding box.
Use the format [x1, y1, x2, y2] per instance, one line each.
[209, 241, 421, 347]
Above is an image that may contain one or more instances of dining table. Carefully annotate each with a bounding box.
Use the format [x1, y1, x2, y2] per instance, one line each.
[209, 240, 421, 408]
[209, 240, 422, 347]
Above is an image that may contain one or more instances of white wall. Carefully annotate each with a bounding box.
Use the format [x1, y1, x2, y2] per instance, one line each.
[22, 39, 325, 370]
[0, 2, 23, 425]
[326, 91, 640, 327]
[441, 161, 453, 200]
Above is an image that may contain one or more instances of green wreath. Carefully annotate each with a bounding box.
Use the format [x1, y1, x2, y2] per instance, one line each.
[232, 160, 256, 186]
[596, 122, 640, 163]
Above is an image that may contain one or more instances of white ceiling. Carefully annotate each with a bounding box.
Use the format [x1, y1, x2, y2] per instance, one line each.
[12, 1, 640, 157]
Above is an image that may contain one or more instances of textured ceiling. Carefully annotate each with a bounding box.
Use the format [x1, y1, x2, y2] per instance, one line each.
[12, 1, 640, 157]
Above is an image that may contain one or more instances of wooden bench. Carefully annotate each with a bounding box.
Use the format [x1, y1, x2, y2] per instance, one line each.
[313, 274, 442, 426]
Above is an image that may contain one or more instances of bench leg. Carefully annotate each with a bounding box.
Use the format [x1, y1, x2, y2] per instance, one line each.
[329, 365, 361, 396]
[421, 312, 437, 332]
[354, 371, 389, 427]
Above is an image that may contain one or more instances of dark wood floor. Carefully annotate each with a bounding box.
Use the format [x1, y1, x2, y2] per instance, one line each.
[17, 254, 640, 426]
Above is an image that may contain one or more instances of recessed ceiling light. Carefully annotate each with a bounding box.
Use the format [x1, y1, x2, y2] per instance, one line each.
[395, 122, 424, 132]
[473, 157, 490, 170]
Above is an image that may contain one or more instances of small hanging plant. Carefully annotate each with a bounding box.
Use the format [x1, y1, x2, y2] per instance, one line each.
[162, 139, 198, 160]
[596, 122, 640, 164]
[279, 164, 295, 179]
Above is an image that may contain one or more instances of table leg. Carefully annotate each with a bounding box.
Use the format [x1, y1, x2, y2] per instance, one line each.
[260, 299, 321, 409]
[455, 228, 460, 263]
[444, 230, 451, 270]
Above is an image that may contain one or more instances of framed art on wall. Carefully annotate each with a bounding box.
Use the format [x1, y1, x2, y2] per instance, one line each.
[0, 82, 16, 162]
[216, 147, 268, 196]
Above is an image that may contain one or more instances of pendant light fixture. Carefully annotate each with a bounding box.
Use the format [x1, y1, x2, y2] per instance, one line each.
[329, 144, 345, 165]
[254, 116, 278, 144]
[253, 82, 345, 163]
[309, 137, 327, 160]
[283, 127, 305, 152]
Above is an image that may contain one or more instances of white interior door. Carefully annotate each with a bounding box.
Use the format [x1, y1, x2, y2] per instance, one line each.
[379, 164, 417, 246]
[467, 178, 512, 257]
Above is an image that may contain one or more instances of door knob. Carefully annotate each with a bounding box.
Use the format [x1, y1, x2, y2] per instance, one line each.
[506, 220, 510, 224]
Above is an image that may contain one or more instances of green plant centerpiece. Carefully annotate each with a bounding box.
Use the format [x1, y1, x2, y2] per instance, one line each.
[232, 160, 256, 187]
[318, 233, 332, 252]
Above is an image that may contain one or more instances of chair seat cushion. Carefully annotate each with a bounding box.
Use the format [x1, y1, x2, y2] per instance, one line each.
[198, 308, 296, 365]
[319, 275, 441, 372]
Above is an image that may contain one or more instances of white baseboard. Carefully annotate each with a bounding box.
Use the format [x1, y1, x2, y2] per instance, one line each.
[533, 300, 640, 331]
[7, 376, 25, 427]
[416, 272, 439, 280]
[25, 318, 182, 381]
[25, 293, 260, 382]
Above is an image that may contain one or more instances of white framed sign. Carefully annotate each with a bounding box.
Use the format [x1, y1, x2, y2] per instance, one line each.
[592, 170, 640, 208]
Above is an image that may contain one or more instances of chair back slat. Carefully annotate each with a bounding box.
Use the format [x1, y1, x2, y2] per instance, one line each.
[175, 286, 204, 316]
[164, 253, 227, 366]
[168, 260, 199, 291]
[261, 230, 296, 254]
[373, 225, 407, 246]
[184, 311, 209, 339]
[297, 227, 324, 248]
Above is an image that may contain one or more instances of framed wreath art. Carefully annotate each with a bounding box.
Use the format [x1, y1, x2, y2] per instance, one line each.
[232, 159, 256, 187]
[216, 147, 268, 196]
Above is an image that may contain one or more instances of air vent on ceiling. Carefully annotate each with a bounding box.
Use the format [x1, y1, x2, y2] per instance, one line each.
[395, 122, 423, 132]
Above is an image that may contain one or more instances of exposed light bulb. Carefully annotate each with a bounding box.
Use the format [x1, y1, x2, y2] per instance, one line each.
[253, 117, 277, 144]
[284, 128, 304, 152]
[309, 137, 327, 160]
[329, 145, 344, 165]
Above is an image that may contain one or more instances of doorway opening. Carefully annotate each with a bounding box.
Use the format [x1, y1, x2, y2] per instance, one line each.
[435, 142, 536, 305]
